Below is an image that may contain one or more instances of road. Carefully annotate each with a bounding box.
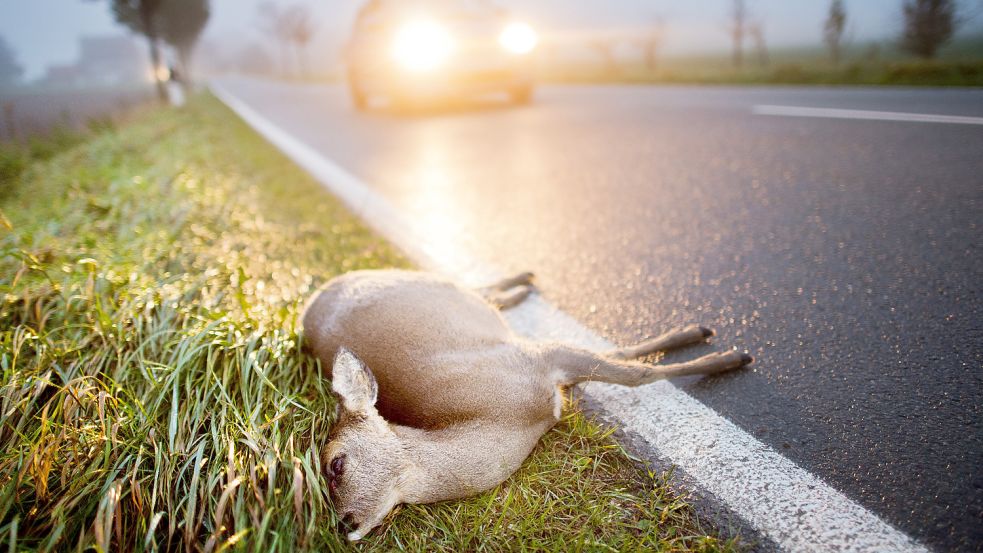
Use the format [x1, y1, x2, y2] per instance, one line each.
[217, 78, 982, 552]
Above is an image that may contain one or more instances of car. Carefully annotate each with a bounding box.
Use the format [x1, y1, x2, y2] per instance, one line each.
[345, 0, 539, 110]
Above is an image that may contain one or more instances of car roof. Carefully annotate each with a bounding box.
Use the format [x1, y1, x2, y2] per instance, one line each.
[357, 0, 501, 18]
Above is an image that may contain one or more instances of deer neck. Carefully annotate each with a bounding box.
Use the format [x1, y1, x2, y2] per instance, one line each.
[394, 420, 538, 505]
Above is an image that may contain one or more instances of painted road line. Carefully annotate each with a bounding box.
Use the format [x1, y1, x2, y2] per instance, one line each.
[213, 82, 930, 553]
[753, 104, 983, 126]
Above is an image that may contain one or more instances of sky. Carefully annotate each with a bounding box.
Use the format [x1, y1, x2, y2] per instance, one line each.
[1, 0, 981, 80]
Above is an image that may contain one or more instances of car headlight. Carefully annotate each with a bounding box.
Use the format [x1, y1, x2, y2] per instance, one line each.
[499, 22, 538, 55]
[392, 19, 455, 72]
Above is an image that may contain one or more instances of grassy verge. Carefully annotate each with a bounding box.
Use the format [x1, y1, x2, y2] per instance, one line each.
[1, 124, 101, 192]
[0, 94, 739, 551]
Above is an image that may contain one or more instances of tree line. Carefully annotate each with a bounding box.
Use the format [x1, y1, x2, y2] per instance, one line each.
[755, 0, 970, 68]
[1, 0, 980, 91]
[582, 0, 975, 75]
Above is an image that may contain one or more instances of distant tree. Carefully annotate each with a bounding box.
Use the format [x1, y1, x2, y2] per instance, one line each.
[104, 0, 168, 101]
[901, 0, 956, 58]
[748, 21, 769, 66]
[824, 0, 848, 64]
[0, 36, 24, 88]
[640, 18, 667, 72]
[728, 0, 749, 68]
[590, 39, 619, 76]
[257, 2, 318, 79]
[98, 0, 209, 98]
[158, 0, 210, 84]
[257, 2, 293, 76]
[281, 4, 318, 79]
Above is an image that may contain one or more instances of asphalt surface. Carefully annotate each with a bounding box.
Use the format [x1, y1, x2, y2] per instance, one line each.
[217, 78, 983, 552]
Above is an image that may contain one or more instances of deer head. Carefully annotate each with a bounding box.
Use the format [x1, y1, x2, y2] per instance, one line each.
[322, 348, 406, 541]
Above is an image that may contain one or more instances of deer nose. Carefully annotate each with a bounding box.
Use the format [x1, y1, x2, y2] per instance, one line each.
[338, 513, 358, 534]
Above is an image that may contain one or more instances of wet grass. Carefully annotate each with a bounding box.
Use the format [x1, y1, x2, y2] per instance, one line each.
[1, 124, 98, 194]
[0, 94, 739, 551]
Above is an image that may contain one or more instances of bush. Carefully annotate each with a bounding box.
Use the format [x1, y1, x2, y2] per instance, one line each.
[884, 61, 952, 84]
[0, 144, 27, 191]
[956, 61, 983, 80]
[770, 64, 810, 84]
[842, 63, 864, 81]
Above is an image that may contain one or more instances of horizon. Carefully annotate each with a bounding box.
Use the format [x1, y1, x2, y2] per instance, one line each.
[2, 0, 982, 81]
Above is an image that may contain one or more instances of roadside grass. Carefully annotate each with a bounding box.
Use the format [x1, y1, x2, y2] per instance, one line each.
[0, 94, 739, 551]
[1, 124, 97, 193]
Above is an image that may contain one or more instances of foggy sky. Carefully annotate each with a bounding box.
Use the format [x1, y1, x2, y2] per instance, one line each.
[2, 0, 980, 80]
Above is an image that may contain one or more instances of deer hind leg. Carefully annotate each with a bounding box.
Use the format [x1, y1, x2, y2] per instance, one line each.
[477, 272, 536, 310]
[607, 325, 714, 360]
[487, 285, 534, 310]
[550, 346, 752, 387]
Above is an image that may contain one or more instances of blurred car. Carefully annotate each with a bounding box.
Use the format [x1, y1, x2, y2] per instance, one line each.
[345, 0, 539, 109]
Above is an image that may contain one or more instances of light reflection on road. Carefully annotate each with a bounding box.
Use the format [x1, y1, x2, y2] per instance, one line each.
[406, 134, 475, 275]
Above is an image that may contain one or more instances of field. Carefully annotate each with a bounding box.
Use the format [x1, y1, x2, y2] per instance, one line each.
[0, 95, 739, 551]
[543, 35, 983, 87]
[545, 59, 983, 87]
[0, 86, 154, 142]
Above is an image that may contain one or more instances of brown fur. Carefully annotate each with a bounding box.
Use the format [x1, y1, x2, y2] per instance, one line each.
[302, 270, 751, 540]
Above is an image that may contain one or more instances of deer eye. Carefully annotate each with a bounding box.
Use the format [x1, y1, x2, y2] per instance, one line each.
[330, 455, 346, 478]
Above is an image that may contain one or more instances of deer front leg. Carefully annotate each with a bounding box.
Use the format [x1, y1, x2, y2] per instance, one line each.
[478, 271, 535, 294]
[607, 325, 714, 360]
[477, 271, 536, 310]
[549, 346, 752, 387]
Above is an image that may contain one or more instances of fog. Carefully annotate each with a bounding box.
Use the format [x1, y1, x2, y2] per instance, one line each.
[2, 0, 981, 82]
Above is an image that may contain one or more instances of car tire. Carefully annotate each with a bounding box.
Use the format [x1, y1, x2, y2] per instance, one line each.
[350, 85, 369, 111]
[509, 84, 534, 105]
[389, 93, 424, 113]
[348, 71, 369, 111]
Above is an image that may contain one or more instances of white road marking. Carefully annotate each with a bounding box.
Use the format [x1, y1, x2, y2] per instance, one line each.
[754, 104, 983, 126]
[213, 82, 931, 553]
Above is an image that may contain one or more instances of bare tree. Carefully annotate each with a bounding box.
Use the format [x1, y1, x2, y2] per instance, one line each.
[256, 2, 318, 79]
[824, 0, 847, 64]
[748, 21, 769, 66]
[640, 18, 667, 72]
[901, 0, 956, 58]
[257, 2, 293, 76]
[728, 0, 749, 68]
[282, 4, 318, 79]
[0, 36, 24, 88]
[590, 39, 619, 76]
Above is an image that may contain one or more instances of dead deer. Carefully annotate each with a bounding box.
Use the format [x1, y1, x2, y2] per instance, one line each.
[302, 270, 752, 540]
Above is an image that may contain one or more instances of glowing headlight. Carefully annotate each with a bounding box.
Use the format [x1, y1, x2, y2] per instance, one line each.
[499, 22, 538, 55]
[392, 19, 455, 72]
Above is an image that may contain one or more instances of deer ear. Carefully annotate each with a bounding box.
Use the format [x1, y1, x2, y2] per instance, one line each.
[332, 347, 379, 414]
